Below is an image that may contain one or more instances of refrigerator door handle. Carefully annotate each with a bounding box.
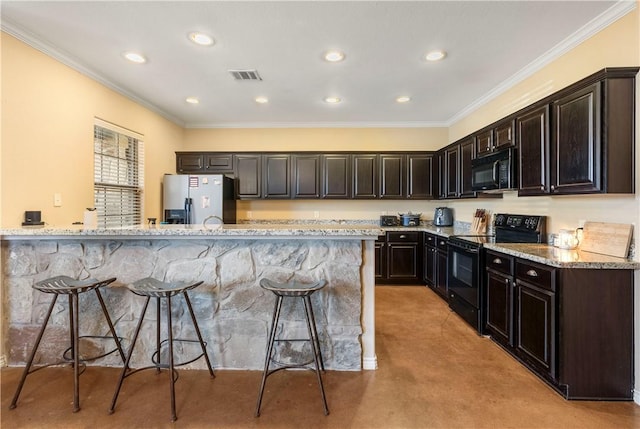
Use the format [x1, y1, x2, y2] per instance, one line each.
[184, 197, 193, 224]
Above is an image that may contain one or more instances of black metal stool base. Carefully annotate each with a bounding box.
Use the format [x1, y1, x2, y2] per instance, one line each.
[9, 277, 125, 412]
[109, 279, 214, 423]
[255, 279, 329, 417]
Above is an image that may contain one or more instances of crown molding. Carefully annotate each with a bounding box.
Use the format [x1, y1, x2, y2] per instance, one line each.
[0, 18, 186, 127]
[446, 0, 636, 126]
[184, 121, 448, 129]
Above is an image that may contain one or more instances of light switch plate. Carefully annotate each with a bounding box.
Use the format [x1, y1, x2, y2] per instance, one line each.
[53, 193, 62, 207]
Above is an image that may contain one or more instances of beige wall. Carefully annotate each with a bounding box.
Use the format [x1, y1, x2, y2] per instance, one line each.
[0, 33, 184, 228]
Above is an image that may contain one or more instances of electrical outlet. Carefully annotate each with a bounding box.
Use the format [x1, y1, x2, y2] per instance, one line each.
[314, 211, 320, 219]
[53, 193, 62, 207]
[247, 211, 252, 219]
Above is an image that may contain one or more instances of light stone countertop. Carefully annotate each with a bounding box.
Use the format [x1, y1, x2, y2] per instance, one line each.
[0, 223, 384, 240]
[484, 243, 640, 269]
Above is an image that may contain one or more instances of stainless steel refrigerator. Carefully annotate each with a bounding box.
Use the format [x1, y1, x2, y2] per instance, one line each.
[162, 174, 236, 224]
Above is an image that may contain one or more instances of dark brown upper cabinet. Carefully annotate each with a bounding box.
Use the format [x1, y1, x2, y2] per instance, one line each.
[321, 154, 351, 199]
[235, 154, 262, 199]
[176, 152, 204, 172]
[476, 120, 515, 158]
[494, 120, 516, 151]
[353, 154, 378, 199]
[293, 154, 321, 198]
[519, 68, 637, 196]
[459, 137, 476, 198]
[406, 153, 434, 199]
[445, 146, 459, 199]
[379, 154, 405, 199]
[204, 153, 234, 173]
[518, 105, 550, 196]
[263, 154, 291, 198]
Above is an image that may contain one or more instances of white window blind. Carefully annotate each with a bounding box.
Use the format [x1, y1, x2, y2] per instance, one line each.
[94, 119, 144, 228]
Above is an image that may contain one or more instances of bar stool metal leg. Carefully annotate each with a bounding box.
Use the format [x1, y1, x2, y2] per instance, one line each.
[255, 295, 284, 417]
[166, 296, 178, 422]
[9, 295, 59, 409]
[94, 288, 126, 363]
[183, 291, 215, 378]
[109, 296, 151, 415]
[303, 296, 329, 415]
[304, 295, 326, 372]
[71, 292, 81, 412]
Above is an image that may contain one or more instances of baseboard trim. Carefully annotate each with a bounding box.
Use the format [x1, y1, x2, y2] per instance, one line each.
[634, 389, 640, 405]
[0, 355, 7, 368]
[363, 355, 378, 370]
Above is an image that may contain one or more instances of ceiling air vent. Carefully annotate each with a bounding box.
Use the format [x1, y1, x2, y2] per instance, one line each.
[228, 69, 262, 81]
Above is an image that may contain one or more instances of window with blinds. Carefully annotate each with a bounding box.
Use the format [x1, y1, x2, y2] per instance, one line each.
[93, 120, 144, 228]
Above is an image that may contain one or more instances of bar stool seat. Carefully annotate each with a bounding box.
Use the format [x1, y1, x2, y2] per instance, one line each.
[109, 278, 214, 422]
[255, 278, 329, 417]
[9, 276, 125, 412]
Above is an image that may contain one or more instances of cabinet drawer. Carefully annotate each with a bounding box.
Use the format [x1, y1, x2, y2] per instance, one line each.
[424, 233, 437, 247]
[516, 259, 555, 291]
[387, 231, 419, 242]
[486, 251, 513, 275]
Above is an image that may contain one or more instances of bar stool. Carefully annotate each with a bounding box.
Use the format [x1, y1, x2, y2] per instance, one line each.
[9, 276, 125, 412]
[109, 278, 214, 422]
[255, 278, 329, 417]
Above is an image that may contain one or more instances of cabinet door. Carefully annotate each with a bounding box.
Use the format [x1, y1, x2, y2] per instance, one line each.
[486, 269, 514, 347]
[551, 82, 601, 194]
[353, 154, 377, 198]
[434, 248, 448, 298]
[235, 154, 262, 199]
[423, 234, 437, 286]
[263, 154, 291, 198]
[515, 281, 556, 379]
[518, 105, 550, 196]
[293, 154, 320, 198]
[445, 147, 459, 198]
[375, 238, 386, 282]
[476, 130, 493, 157]
[435, 151, 446, 199]
[204, 153, 234, 173]
[459, 138, 476, 198]
[387, 232, 420, 282]
[407, 154, 433, 199]
[379, 154, 404, 199]
[321, 154, 351, 198]
[494, 120, 515, 151]
[176, 153, 204, 173]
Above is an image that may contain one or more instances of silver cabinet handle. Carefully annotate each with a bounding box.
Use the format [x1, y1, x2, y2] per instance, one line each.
[526, 269, 538, 277]
[504, 278, 509, 285]
[493, 258, 502, 264]
[550, 185, 555, 191]
[540, 185, 545, 191]
[399, 235, 406, 239]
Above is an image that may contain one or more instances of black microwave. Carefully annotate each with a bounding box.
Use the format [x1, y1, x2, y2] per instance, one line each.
[471, 148, 517, 191]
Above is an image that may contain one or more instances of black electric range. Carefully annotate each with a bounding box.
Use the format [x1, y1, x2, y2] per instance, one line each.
[447, 214, 546, 334]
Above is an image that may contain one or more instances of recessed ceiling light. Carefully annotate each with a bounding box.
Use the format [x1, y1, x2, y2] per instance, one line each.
[425, 50, 446, 62]
[185, 97, 199, 104]
[324, 50, 345, 62]
[255, 96, 269, 104]
[396, 96, 411, 103]
[188, 32, 215, 46]
[123, 51, 147, 64]
[324, 96, 342, 104]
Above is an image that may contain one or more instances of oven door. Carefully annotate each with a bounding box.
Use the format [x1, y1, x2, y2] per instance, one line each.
[447, 240, 480, 307]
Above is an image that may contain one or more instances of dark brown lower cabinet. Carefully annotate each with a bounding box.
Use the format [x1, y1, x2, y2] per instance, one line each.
[423, 233, 448, 299]
[485, 249, 633, 400]
[376, 231, 422, 285]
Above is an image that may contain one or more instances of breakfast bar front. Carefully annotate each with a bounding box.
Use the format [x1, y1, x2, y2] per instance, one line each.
[1, 224, 382, 371]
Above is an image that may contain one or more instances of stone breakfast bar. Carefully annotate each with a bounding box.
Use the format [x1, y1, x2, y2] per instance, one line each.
[1, 224, 383, 371]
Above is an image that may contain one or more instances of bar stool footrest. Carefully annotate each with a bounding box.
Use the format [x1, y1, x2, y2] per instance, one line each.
[150, 338, 209, 368]
[62, 335, 126, 363]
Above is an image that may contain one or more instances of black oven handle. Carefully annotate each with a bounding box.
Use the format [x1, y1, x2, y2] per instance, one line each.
[492, 160, 500, 184]
[448, 240, 480, 254]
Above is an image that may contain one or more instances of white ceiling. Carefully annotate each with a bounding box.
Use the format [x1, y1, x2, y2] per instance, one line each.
[1, 1, 632, 128]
